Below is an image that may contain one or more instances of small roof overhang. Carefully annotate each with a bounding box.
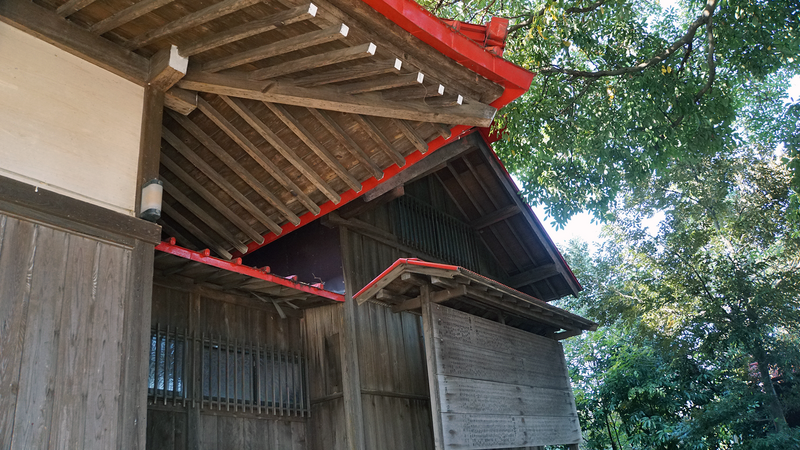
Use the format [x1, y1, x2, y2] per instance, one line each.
[154, 239, 344, 314]
[354, 258, 597, 339]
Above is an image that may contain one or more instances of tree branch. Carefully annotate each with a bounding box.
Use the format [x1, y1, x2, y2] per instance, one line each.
[694, 13, 716, 101]
[564, 0, 609, 14]
[540, 0, 718, 78]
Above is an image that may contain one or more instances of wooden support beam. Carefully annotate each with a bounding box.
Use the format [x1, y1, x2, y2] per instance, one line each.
[264, 102, 362, 192]
[162, 202, 232, 260]
[308, 108, 383, 180]
[56, 0, 98, 17]
[462, 285, 578, 332]
[507, 264, 560, 289]
[89, 0, 175, 35]
[179, 3, 317, 57]
[426, 94, 463, 107]
[340, 72, 423, 95]
[135, 87, 165, 216]
[394, 119, 429, 154]
[352, 115, 405, 167]
[294, 58, 402, 87]
[362, 137, 472, 202]
[433, 123, 452, 139]
[162, 178, 249, 253]
[375, 289, 411, 304]
[339, 185, 402, 219]
[204, 23, 348, 73]
[249, 42, 376, 80]
[177, 71, 497, 127]
[390, 286, 467, 313]
[196, 97, 322, 214]
[219, 96, 340, 205]
[148, 45, 188, 91]
[161, 126, 284, 234]
[470, 204, 520, 230]
[164, 87, 197, 115]
[165, 113, 297, 228]
[161, 153, 265, 244]
[0, 0, 148, 85]
[124, 0, 260, 50]
[382, 83, 444, 101]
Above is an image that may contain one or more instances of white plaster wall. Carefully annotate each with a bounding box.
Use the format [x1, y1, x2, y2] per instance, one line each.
[0, 21, 144, 216]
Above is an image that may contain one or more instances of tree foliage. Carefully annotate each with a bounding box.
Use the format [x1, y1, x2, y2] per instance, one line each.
[558, 153, 800, 448]
[418, 0, 800, 223]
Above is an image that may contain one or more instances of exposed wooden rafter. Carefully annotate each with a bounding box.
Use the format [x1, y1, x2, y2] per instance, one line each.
[264, 102, 362, 192]
[394, 119, 429, 154]
[177, 71, 497, 127]
[195, 97, 323, 214]
[382, 83, 444, 101]
[220, 96, 341, 204]
[89, 0, 176, 35]
[339, 71, 423, 95]
[294, 58, 402, 87]
[161, 126, 285, 235]
[161, 202, 233, 260]
[123, 0, 261, 50]
[204, 23, 349, 73]
[165, 112, 300, 226]
[307, 108, 384, 180]
[164, 87, 197, 115]
[248, 42, 376, 80]
[352, 115, 405, 167]
[179, 3, 318, 57]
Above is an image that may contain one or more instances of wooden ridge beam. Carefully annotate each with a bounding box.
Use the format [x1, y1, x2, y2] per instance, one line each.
[394, 119, 429, 154]
[470, 204, 520, 230]
[180, 3, 317, 57]
[162, 202, 233, 260]
[0, 0, 148, 85]
[219, 96, 340, 204]
[165, 112, 299, 227]
[249, 42, 376, 80]
[160, 153, 265, 244]
[352, 115, 405, 167]
[124, 0, 260, 50]
[161, 125, 284, 234]
[196, 97, 322, 215]
[382, 83, 444, 101]
[308, 108, 383, 180]
[148, 45, 188, 91]
[89, 0, 175, 35]
[264, 102, 362, 191]
[340, 72, 423, 95]
[177, 71, 496, 127]
[162, 178, 249, 253]
[164, 87, 197, 115]
[294, 58, 402, 87]
[204, 23, 348, 72]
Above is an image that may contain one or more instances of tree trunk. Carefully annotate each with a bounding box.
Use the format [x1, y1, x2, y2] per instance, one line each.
[752, 345, 788, 432]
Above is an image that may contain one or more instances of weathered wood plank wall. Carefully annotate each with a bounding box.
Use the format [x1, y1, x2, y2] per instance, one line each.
[145, 283, 307, 450]
[0, 211, 153, 450]
[424, 303, 581, 449]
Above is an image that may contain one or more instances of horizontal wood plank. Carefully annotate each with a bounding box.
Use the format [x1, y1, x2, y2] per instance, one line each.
[437, 375, 577, 417]
[440, 413, 581, 449]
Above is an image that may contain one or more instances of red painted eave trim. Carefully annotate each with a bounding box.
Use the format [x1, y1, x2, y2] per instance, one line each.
[156, 240, 345, 302]
[361, 0, 534, 108]
[354, 258, 458, 299]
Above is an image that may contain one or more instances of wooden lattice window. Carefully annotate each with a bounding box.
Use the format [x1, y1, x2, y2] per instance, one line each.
[147, 325, 309, 416]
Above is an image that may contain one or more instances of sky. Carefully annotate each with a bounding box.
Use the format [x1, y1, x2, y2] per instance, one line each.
[527, 75, 800, 249]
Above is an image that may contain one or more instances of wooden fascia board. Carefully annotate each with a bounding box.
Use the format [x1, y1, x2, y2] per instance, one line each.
[177, 71, 496, 127]
[0, 0, 148, 85]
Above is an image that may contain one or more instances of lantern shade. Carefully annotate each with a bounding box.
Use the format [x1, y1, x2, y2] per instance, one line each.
[140, 179, 163, 222]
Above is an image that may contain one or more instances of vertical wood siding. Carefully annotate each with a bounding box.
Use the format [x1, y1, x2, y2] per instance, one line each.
[0, 212, 151, 450]
[145, 284, 308, 450]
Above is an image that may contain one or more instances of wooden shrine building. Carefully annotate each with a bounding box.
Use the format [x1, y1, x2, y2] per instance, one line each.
[0, 0, 597, 449]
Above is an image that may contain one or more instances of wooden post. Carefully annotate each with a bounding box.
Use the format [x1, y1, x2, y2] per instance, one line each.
[338, 226, 367, 450]
[134, 86, 164, 217]
[420, 284, 445, 450]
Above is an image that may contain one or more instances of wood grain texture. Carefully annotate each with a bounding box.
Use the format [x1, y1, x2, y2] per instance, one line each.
[426, 304, 581, 449]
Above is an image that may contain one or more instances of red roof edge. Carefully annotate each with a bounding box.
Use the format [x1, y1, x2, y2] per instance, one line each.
[354, 258, 459, 299]
[157, 239, 345, 302]
[229, 1, 534, 257]
[360, 0, 533, 109]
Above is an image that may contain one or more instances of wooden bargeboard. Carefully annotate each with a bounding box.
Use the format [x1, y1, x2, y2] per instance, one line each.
[422, 303, 581, 449]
